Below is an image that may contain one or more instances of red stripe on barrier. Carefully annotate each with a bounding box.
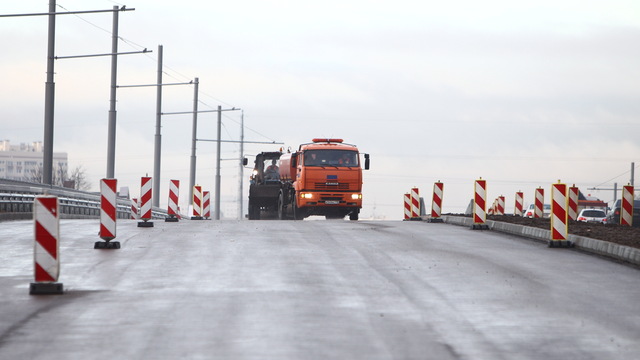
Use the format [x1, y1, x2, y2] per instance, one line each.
[38, 197, 58, 215]
[35, 222, 57, 258]
[100, 224, 115, 239]
[35, 263, 55, 282]
[101, 199, 116, 220]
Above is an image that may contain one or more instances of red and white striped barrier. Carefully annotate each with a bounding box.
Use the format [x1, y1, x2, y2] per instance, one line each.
[534, 187, 544, 218]
[550, 182, 572, 247]
[96, 179, 120, 249]
[429, 182, 444, 222]
[192, 185, 203, 220]
[166, 179, 180, 222]
[621, 185, 634, 226]
[30, 196, 63, 295]
[568, 185, 579, 221]
[403, 193, 411, 220]
[473, 178, 488, 229]
[488, 200, 495, 215]
[130, 197, 139, 220]
[410, 187, 421, 220]
[203, 191, 211, 219]
[514, 191, 524, 216]
[138, 177, 154, 227]
[497, 196, 505, 215]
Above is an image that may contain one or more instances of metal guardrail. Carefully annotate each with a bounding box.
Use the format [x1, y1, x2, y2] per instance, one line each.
[0, 178, 167, 221]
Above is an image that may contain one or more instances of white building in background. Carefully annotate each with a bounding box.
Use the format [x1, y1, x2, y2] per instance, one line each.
[0, 140, 68, 181]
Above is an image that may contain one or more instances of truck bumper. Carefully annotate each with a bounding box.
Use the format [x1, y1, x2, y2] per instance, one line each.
[297, 192, 362, 209]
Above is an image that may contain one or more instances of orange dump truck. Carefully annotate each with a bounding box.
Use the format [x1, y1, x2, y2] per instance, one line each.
[277, 138, 369, 220]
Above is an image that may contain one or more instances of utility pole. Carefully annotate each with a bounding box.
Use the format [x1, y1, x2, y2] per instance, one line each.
[215, 106, 222, 220]
[237, 111, 245, 220]
[43, 0, 56, 185]
[106, 6, 119, 178]
[152, 45, 163, 207]
[188, 77, 199, 206]
[4, 4, 137, 185]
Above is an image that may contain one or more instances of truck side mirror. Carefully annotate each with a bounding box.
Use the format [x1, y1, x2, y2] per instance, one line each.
[291, 153, 298, 167]
[242, 157, 248, 166]
[364, 154, 370, 170]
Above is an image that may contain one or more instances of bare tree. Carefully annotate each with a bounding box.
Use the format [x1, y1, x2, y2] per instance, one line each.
[68, 165, 91, 191]
[27, 163, 91, 191]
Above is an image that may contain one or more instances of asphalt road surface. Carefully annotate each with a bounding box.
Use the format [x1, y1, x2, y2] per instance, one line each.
[1, 219, 639, 359]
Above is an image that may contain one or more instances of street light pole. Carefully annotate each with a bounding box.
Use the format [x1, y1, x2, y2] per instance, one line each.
[42, 0, 56, 185]
[9, 3, 134, 185]
[238, 110, 244, 220]
[152, 45, 163, 207]
[215, 106, 222, 220]
[188, 77, 199, 206]
[106, 5, 119, 179]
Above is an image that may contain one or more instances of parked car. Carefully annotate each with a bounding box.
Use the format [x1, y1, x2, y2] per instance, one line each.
[523, 203, 551, 218]
[577, 209, 607, 223]
[606, 199, 640, 227]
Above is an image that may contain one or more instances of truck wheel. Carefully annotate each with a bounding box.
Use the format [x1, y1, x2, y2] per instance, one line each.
[349, 212, 359, 221]
[278, 193, 286, 220]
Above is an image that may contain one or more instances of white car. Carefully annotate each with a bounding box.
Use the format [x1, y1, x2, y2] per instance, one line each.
[577, 208, 607, 223]
[523, 203, 551, 218]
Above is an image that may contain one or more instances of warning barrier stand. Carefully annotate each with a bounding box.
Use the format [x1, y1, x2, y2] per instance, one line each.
[203, 191, 211, 219]
[403, 193, 411, 220]
[166, 179, 180, 222]
[568, 185, 579, 221]
[138, 176, 154, 227]
[497, 196, 505, 215]
[472, 178, 489, 230]
[514, 191, 524, 216]
[534, 187, 544, 218]
[30, 196, 64, 295]
[409, 187, 422, 220]
[549, 181, 573, 248]
[130, 197, 139, 220]
[428, 181, 444, 223]
[621, 184, 634, 226]
[191, 185, 203, 220]
[95, 179, 120, 249]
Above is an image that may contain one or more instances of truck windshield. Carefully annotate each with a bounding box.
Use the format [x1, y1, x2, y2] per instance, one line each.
[304, 150, 359, 168]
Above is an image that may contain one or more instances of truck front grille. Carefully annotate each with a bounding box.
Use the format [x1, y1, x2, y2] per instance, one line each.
[314, 182, 350, 190]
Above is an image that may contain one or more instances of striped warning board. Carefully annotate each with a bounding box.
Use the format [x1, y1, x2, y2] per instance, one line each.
[621, 185, 634, 226]
[30, 196, 63, 295]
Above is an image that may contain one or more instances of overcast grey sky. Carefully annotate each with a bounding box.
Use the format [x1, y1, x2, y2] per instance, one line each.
[2, 0, 639, 219]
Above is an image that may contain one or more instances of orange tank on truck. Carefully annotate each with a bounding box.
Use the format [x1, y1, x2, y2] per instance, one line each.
[276, 138, 370, 221]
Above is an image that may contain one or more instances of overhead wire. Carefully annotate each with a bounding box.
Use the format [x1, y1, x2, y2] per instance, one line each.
[592, 163, 640, 188]
[55, 2, 280, 146]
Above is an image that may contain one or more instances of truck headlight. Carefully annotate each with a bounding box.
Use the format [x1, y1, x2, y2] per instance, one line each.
[351, 194, 362, 200]
[301, 193, 313, 199]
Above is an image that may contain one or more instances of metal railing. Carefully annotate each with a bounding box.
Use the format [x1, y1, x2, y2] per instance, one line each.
[0, 178, 167, 221]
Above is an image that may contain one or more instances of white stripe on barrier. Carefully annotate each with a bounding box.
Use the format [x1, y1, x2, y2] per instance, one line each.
[35, 242, 58, 276]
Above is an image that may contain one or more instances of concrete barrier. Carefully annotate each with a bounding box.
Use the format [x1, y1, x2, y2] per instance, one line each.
[440, 215, 640, 267]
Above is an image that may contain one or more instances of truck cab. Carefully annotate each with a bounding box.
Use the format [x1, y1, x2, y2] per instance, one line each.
[278, 138, 369, 220]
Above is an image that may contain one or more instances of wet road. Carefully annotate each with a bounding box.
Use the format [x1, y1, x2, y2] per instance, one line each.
[1, 219, 639, 359]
